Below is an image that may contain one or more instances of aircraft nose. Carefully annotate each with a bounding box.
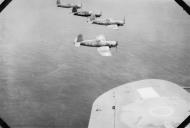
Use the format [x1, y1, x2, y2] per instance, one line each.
[116, 41, 118, 46]
[119, 23, 124, 26]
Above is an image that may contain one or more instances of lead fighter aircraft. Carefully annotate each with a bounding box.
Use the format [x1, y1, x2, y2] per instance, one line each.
[74, 34, 118, 56]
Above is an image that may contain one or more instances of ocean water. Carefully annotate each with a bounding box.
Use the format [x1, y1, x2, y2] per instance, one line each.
[0, 0, 190, 127]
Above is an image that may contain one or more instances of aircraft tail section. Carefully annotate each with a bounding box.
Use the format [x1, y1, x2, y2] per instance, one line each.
[76, 34, 84, 42]
[57, 0, 60, 5]
[123, 17, 125, 24]
[72, 7, 78, 13]
[74, 34, 83, 47]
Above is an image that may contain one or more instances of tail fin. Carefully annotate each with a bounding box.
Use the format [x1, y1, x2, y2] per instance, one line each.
[76, 34, 83, 42]
[74, 34, 83, 47]
[57, 0, 61, 5]
[72, 7, 78, 13]
[123, 16, 125, 24]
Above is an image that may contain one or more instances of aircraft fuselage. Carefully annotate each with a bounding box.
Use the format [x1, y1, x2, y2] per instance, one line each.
[80, 40, 118, 48]
[92, 20, 124, 26]
[74, 12, 101, 17]
[57, 4, 81, 9]
[89, 18, 124, 26]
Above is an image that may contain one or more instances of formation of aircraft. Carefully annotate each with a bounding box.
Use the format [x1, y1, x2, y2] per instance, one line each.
[57, 0, 82, 9]
[56, 0, 124, 56]
[56, 0, 124, 29]
[74, 34, 118, 56]
[87, 14, 125, 29]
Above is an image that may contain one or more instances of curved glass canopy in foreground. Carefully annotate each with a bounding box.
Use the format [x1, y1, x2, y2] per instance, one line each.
[88, 79, 190, 128]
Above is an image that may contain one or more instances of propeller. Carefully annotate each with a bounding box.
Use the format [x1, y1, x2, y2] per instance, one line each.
[115, 41, 118, 53]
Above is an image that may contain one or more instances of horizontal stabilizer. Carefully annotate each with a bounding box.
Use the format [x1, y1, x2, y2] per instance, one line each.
[74, 42, 81, 47]
[74, 38, 81, 47]
[97, 46, 112, 56]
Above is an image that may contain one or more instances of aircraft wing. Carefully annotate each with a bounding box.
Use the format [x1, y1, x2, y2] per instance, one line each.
[96, 35, 106, 42]
[97, 46, 112, 56]
[107, 25, 119, 30]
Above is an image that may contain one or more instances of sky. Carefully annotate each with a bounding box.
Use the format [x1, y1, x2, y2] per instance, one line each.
[0, 0, 190, 128]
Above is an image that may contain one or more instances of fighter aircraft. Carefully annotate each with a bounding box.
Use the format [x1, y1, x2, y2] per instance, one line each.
[72, 7, 102, 18]
[56, 0, 82, 9]
[74, 34, 118, 56]
[87, 15, 125, 29]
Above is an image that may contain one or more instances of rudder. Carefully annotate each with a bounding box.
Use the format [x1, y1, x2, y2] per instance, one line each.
[72, 7, 78, 13]
[74, 34, 83, 47]
[76, 34, 83, 42]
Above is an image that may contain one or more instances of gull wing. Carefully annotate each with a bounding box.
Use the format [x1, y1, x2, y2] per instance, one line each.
[107, 25, 119, 30]
[97, 46, 112, 56]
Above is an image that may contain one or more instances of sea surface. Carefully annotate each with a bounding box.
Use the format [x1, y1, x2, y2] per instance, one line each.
[0, 0, 190, 128]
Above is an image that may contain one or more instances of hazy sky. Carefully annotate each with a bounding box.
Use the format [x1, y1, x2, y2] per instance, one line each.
[0, 0, 190, 128]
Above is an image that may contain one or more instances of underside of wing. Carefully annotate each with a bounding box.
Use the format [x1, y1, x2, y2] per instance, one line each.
[107, 25, 118, 30]
[97, 46, 112, 56]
